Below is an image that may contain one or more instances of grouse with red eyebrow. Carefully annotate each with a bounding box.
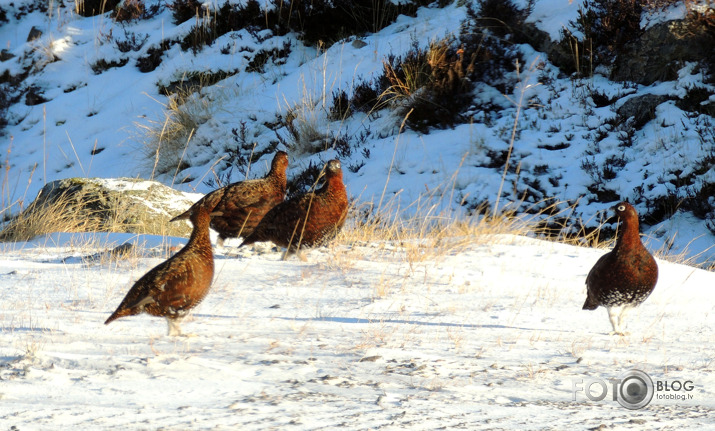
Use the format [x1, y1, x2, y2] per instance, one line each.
[171, 151, 288, 247]
[106, 205, 218, 336]
[240, 159, 348, 260]
[582, 201, 659, 335]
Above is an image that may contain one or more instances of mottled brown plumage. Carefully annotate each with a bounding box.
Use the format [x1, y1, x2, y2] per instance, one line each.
[241, 159, 348, 259]
[105, 205, 216, 336]
[171, 151, 288, 246]
[583, 201, 658, 335]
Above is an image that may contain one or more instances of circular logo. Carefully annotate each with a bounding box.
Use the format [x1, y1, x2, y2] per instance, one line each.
[617, 369, 654, 410]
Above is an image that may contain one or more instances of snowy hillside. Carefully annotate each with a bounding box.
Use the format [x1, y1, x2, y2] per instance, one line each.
[0, 233, 713, 428]
[1, 0, 714, 264]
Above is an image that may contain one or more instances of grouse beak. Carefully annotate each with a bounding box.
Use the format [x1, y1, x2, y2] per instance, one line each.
[169, 214, 187, 222]
[603, 205, 620, 223]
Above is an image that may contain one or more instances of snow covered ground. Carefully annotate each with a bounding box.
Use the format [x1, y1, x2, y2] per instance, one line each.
[0, 233, 713, 429]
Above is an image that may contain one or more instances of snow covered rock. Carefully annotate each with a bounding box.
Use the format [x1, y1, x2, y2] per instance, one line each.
[612, 19, 714, 84]
[616, 94, 670, 130]
[0, 177, 199, 240]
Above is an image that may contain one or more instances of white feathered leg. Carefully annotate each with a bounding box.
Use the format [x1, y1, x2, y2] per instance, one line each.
[167, 317, 183, 336]
[607, 306, 630, 336]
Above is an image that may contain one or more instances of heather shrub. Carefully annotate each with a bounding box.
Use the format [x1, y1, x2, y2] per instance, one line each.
[558, 0, 643, 76]
[76, 0, 121, 17]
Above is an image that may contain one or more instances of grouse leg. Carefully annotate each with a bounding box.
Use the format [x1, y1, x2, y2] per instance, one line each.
[607, 306, 629, 336]
[167, 317, 184, 336]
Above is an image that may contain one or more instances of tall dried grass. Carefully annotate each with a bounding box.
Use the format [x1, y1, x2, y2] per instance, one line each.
[0, 190, 127, 242]
[136, 74, 225, 180]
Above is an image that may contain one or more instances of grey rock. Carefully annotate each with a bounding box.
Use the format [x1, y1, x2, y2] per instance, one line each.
[616, 94, 670, 129]
[0, 177, 198, 241]
[27, 26, 42, 42]
[612, 20, 713, 84]
[351, 39, 368, 49]
[0, 49, 15, 62]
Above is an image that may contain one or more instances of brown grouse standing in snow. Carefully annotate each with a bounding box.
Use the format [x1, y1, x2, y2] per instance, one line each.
[240, 159, 348, 260]
[583, 201, 658, 335]
[171, 151, 288, 247]
[105, 205, 216, 336]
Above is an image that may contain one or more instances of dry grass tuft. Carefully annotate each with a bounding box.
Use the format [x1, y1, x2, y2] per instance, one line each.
[0, 192, 112, 242]
[334, 189, 621, 270]
[651, 232, 715, 268]
[335, 192, 538, 269]
[113, 0, 145, 22]
[0, 184, 181, 243]
[136, 76, 224, 179]
[282, 101, 328, 156]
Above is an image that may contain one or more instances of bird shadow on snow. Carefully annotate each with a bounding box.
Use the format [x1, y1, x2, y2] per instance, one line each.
[278, 316, 573, 333]
[0, 355, 25, 369]
[0, 326, 53, 334]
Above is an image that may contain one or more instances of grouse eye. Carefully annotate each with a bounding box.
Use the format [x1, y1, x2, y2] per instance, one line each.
[617, 204, 626, 212]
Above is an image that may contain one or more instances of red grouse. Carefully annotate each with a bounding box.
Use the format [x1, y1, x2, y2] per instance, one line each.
[241, 159, 348, 260]
[583, 201, 658, 335]
[171, 151, 288, 246]
[105, 205, 216, 336]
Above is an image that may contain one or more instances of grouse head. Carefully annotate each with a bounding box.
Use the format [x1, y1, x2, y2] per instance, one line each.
[325, 159, 342, 177]
[271, 151, 289, 173]
[613, 201, 636, 218]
